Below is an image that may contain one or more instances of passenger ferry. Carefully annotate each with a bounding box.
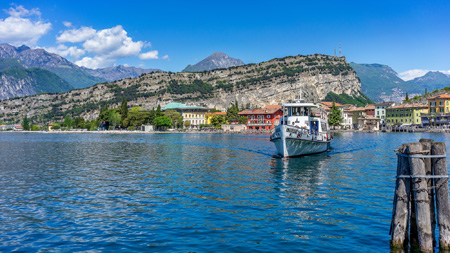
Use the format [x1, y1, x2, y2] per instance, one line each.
[270, 98, 332, 158]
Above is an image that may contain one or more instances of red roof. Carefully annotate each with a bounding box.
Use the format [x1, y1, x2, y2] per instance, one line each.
[427, 94, 450, 100]
[238, 105, 282, 115]
[321, 101, 343, 107]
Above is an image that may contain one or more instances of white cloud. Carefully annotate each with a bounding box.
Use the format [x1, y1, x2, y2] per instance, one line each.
[82, 25, 143, 58]
[0, 5, 51, 46]
[62, 21, 72, 27]
[45, 44, 85, 59]
[399, 69, 430, 81]
[399, 69, 450, 81]
[75, 56, 115, 69]
[5, 5, 41, 17]
[139, 50, 158, 60]
[162, 55, 170, 60]
[57, 26, 96, 43]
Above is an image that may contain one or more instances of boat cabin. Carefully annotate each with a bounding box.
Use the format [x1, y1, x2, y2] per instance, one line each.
[280, 103, 328, 134]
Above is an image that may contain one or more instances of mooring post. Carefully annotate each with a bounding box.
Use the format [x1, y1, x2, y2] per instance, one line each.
[431, 142, 450, 250]
[420, 138, 436, 247]
[408, 142, 433, 252]
[391, 144, 412, 249]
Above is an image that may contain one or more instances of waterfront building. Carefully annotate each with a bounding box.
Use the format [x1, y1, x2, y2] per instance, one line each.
[221, 124, 247, 132]
[238, 105, 283, 130]
[420, 94, 450, 126]
[375, 102, 396, 125]
[385, 103, 428, 126]
[162, 102, 208, 129]
[349, 106, 366, 129]
[204, 112, 227, 125]
[320, 102, 353, 129]
[365, 104, 376, 117]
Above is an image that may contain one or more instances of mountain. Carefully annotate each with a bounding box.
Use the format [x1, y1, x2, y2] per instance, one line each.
[0, 54, 365, 124]
[0, 43, 106, 89]
[0, 59, 73, 100]
[182, 52, 244, 72]
[83, 65, 161, 82]
[349, 63, 413, 102]
[0, 43, 164, 99]
[406, 71, 450, 92]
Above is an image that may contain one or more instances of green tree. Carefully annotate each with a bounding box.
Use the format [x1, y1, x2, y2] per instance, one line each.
[51, 123, 61, 130]
[176, 116, 184, 129]
[328, 101, 343, 129]
[405, 92, 409, 101]
[153, 116, 172, 129]
[238, 116, 248, 124]
[63, 115, 73, 128]
[120, 97, 128, 126]
[31, 125, 41, 131]
[74, 117, 85, 128]
[184, 120, 191, 128]
[123, 108, 150, 128]
[226, 102, 240, 122]
[211, 115, 228, 127]
[156, 105, 162, 117]
[164, 110, 181, 128]
[22, 115, 30, 131]
[425, 88, 428, 95]
[109, 110, 121, 129]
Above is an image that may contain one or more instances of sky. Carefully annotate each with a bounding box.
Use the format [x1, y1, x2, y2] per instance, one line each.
[0, 0, 449, 80]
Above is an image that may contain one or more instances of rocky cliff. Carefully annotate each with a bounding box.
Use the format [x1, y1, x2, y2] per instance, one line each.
[0, 54, 362, 124]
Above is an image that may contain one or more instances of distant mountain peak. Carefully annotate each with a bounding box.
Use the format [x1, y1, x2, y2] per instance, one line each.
[182, 52, 244, 72]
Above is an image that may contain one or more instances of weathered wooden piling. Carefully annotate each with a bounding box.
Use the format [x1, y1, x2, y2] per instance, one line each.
[408, 142, 433, 251]
[390, 140, 449, 252]
[432, 142, 450, 250]
[390, 144, 411, 249]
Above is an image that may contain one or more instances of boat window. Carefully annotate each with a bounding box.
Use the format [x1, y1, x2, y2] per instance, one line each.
[321, 122, 327, 131]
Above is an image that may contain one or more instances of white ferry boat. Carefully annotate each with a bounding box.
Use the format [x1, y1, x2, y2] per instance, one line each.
[270, 100, 332, 157]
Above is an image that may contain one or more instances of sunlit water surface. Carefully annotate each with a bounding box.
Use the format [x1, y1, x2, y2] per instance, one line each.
[1, 132, 450, 252]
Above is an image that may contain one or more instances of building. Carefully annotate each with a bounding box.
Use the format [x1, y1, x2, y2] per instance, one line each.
[385, 103, 428, 126]
[320, 102, 353, 129]
[238, 105, 283, 130]
[221, 124, 247, 132]
[365, 104, 375, 117]
[420, 94, 450, 126]
[428, 94, 450, 114]
[375, 102, 396, 125]
[358, 116, 381, 131]
[162, 102, 208, 129]
[205, 112, 227, 125]
[349, 106, 366, 129]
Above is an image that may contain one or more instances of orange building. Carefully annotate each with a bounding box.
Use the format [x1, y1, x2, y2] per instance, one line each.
[238, 105, 283, 130]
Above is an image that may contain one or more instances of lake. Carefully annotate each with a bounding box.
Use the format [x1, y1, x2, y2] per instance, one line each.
[1, 132, 449, 252]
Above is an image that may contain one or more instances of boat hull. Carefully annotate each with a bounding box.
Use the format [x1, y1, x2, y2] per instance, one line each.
[271, 137, 330, 157]
[270, 124, 331, 157]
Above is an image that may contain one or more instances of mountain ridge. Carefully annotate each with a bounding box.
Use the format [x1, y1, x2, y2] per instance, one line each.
[182, 52, 244, 72]
[0, 54, 363, 124]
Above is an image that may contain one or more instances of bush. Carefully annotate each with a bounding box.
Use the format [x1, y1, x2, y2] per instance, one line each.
[128, 126, 136, 131]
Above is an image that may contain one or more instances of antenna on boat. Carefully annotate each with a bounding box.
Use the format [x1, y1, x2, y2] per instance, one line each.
[297, 76, 305, 103]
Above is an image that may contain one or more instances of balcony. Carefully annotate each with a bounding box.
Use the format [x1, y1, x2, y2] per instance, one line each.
[247, 121, 272, 126]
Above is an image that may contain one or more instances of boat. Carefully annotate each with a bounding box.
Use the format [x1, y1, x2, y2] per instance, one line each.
[270, 86, 332, 157]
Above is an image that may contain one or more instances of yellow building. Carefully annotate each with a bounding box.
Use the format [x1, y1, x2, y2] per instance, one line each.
[204, 112, 227, 125]
[427, 94, 450, 114]
[385, 103, 428, 125]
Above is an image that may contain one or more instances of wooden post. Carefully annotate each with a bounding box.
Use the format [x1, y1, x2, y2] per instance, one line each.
[391, 144, 411, 249]
[432, 142, 450, 250]
[420, 139, 436, 247]
[408, 143, 433, 252]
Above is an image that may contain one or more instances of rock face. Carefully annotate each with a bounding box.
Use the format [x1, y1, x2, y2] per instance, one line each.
[0, 54, 361, 124]
[182, 52, 244, 72]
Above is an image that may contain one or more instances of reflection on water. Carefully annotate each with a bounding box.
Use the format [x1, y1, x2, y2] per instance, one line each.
[1, 132, 450, 252]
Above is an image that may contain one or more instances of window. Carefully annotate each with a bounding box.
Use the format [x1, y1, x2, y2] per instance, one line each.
[267, 115, 271, 118]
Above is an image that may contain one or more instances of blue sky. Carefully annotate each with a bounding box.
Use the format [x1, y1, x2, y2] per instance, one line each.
[0, 1, 449, 80]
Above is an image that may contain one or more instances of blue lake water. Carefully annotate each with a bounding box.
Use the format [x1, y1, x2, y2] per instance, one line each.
[1, 132, 450, 252]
